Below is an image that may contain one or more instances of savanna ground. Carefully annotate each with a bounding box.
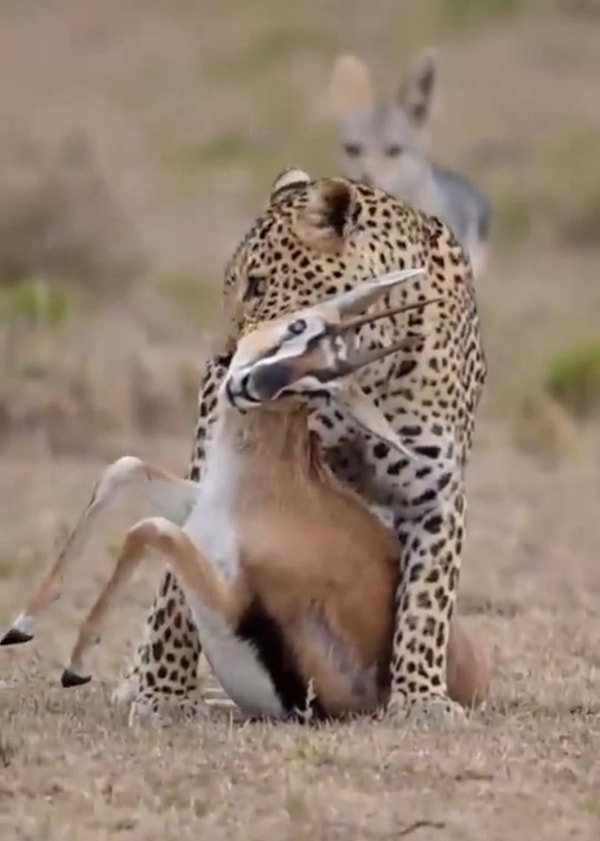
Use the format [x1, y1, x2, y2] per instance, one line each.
[1, 1, 600, 838]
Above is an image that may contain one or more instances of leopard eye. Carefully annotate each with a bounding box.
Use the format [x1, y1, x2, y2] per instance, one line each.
[287, 318, 307, 337]
[344, 143, 362, 158]
[243, 274, 267, 301]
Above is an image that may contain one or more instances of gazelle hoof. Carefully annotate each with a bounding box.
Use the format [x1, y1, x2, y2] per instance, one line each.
[0, 627, 34, 646]
[61, 669, 92, 688]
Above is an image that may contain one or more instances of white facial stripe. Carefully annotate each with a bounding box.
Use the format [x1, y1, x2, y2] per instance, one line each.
[224, 324, 332, 408]
[270, 320, 323, 362]
[228, 315, 323, 374]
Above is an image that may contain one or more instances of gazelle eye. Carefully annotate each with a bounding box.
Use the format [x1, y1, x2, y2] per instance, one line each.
[287, 318, 307, 337]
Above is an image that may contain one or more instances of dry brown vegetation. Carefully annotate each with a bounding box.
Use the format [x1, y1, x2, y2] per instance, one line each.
[1, 1, 600, 838]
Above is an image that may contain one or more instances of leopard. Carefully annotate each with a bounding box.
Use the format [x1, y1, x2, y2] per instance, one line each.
[115, 166, 487, 726]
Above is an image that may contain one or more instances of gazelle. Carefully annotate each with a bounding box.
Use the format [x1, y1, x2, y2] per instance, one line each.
[1, 269, 490, 721]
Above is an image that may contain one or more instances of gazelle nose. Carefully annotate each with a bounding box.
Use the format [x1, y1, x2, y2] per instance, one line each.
[249, 361, 295, 401]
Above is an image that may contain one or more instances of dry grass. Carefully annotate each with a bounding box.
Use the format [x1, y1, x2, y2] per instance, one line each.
[1, 1, 600, 838]
[0, 132, 141, 291]
[1, 686, 598, 841]
[0, 0, 599, 439]
[1, 448, 600, 840]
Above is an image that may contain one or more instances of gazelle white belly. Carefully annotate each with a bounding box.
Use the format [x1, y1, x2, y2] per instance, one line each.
[189, 599, 285, 718]
[182, 481, 240, 581]
[177, 445, 285, 717]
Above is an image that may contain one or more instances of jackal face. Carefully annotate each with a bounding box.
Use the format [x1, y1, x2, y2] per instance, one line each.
[329, 49, 437, 201]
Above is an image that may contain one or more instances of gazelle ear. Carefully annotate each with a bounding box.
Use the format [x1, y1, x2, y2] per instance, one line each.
[330, 54, 374, 118]
[270, 167, 311, 201]
[324, 267, 427, 319]
[397, 47, 438, 127]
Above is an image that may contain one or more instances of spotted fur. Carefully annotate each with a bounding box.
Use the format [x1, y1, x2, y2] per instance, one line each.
[116, 170, 486, 724]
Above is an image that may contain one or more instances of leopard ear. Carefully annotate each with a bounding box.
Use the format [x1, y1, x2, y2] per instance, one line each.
[295, 177, 358, 253]
[270, 167, 311, 201]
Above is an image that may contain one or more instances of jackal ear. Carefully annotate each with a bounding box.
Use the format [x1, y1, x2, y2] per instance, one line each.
[270, 167, 311, 201]
[330, 54, 374, 118]
[295, 178, 358, 253]
[397, 47, 438, 127]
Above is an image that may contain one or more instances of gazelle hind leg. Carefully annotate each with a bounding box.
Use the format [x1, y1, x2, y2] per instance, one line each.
[0, 457, 200, 647]
[61, 517, 238, 688]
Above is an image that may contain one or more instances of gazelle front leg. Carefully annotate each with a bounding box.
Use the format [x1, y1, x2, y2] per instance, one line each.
[0, 457, 199, 647]
[61, 517, 240, 691]
[114, 355, 228, 713]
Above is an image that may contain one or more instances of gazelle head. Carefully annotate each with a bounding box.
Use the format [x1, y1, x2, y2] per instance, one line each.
[220, 266, 436, 456]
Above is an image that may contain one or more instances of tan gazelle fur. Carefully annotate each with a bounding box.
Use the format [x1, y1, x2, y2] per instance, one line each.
[1, 269, 490, 720]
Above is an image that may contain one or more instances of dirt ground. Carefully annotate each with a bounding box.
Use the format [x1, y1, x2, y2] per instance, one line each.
[1, 2, 600, 839]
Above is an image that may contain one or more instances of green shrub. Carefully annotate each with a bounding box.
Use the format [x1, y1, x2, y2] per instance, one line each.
[0, 277, 71, 327]
[443, 0, 525, 27]
[544, 344, 600, 420]
[0, 277, 73, 375]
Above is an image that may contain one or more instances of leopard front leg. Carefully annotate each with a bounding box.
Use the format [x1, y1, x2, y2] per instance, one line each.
[113, 355, 227, 717]
[311, 394, 473, 727]
[387, 478, 468, 726]
[112, 570, 203, 717]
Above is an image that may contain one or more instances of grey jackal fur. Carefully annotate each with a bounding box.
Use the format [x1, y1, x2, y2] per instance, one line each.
[330, 48, 492, 278]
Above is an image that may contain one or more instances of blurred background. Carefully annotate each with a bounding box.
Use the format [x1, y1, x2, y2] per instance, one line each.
[0, 0, 599, 458]
[1, 4, 600, 834]
[0, 0, 598, 636]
